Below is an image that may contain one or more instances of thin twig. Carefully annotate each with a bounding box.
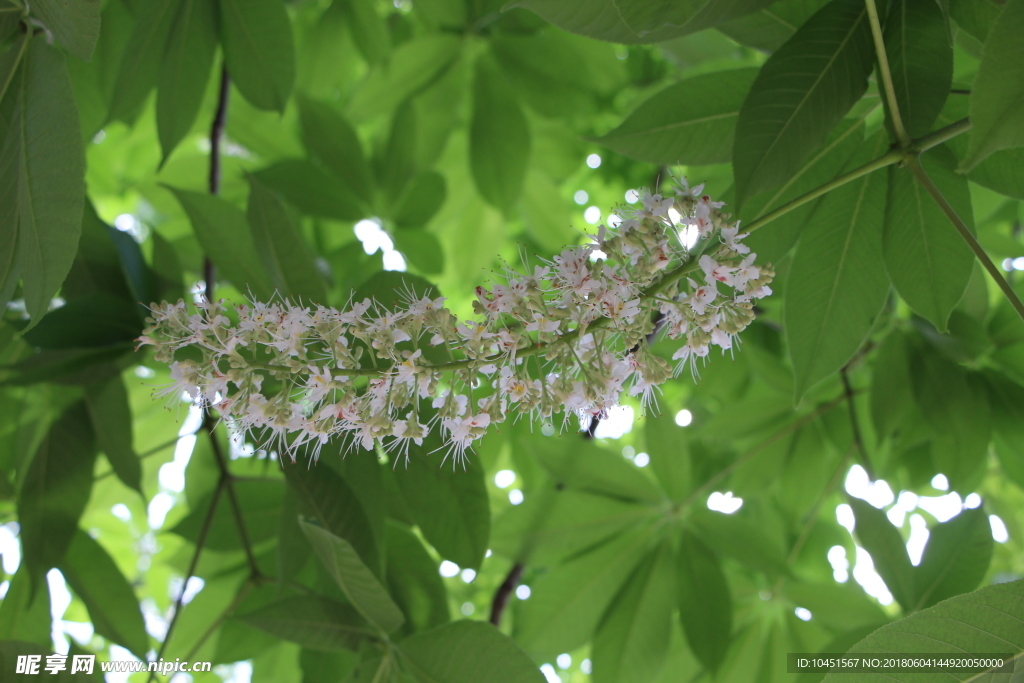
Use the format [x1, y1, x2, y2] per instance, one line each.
[94, 438, 179, 481]
[489, 563, 524, 626]
[184, 578, 254, 661]
[841, 368, 874, 480]
[147, 481, 225, 682]
[906, 156, 1024, 324]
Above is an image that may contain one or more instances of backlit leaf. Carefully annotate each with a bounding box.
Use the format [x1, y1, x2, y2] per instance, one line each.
[218, 0, 295, 112]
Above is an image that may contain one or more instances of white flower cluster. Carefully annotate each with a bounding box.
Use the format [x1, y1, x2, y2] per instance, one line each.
[139, 177, 774, 467]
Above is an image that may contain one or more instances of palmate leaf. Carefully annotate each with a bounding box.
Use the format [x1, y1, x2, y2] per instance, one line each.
[784, 131, 889, 401]
[732, 0, 873, 207]
[962, 0, 1024, 171]
[300, 519, 405, 634]
[822, 579, 1024, 682]
[400, 621, 544, 683]
[593, 68, 758, 166]
[0, 37, 86, 324]
[882, 146, 974, 333]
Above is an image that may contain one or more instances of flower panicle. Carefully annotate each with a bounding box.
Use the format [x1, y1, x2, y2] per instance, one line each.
[138, 177, 774, 466]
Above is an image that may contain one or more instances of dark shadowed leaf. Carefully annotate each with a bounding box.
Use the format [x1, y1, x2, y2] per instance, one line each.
[913, 507, 993, 611]
[718, 0, 831, 51]
[0, 37, 86, 324]
[108, 0, 181, 124]
[253, 159, 366, 221]
[218, 0, 295, 112]
[612, 0, 776, 38]
[85, 375, 142, 495]
[0, 569, 52, 646]
[676, 531, 732, 672]
[849, 498, 915, 612]
[157, 0, 217, 163]
[167, 187, 276, 300]
[732, 0, 873, 206]
[400, 621, 544, 682]
[16, 402, 97, 583]
[470, 53, 529, 216]
[59, 530, 149, 658]
[384, 521, 450, 634]
[246, 177, 329, 304]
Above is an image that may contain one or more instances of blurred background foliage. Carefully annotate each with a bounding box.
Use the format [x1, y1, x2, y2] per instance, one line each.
[1, 0, 1024, 680]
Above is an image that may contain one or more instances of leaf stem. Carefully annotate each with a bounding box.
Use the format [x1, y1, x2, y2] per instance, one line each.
[864, 0, 910, 147]
[906, 156, 1024, 323]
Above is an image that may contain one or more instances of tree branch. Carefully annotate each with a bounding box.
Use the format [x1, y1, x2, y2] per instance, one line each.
[489, 563, 524, 626]
[147, 481, 224, 682]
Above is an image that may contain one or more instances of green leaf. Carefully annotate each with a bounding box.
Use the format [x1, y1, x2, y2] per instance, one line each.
[717, 0, 831, 52]
[246, 176, 329, 304]
[849, 498, 915, 612]
[0, 37, 86, 323]
[283, 456, 381, 575]
[470, 53, 529, 216]
[869, 330, 913, 440]
[612, 0, 775, 38]
[882, 0, 952, 138]
[732, 0, 873, 206]
[391, 170, 446, 230]
[253, 159, 366, 221]
[166, 187, 276, 300]
[218, 0, 295, 112]
[170, 479, 284, 550]
[21, 291, 142, 349]
[515, 525, 656, 658]
[909, 349, 990, 490]
[108, 0, 181, 125]
[509, 0, 724, 44]
[157, 0, 217, 163]
[297, 97, 373, 198]
[392, 229, 445, 275]
[238, 596, 377, 651]
[592, 544, 674, 683]
[527, 432, 663, 503]
[85, 375, 142, 495]
[882, 146, 974, 332]
[961, 0, 1024, 171]
[346, 35, 462, 123]
[675, 531, 732, 672]
[384, 521, 450, 633]
[394, 443, 490, 571]
[337, 0, 390, 66]
[16, 402, 97, 583]
[781, 580, 889, 631]
[913, 507, 993, 611]
[0, 569, 52, 646]
[741, 117, 864, 264]
[822, 578, 1024, 682]
[785, 131, 890, 400]
[299, 519, 405, 634]
[643, 412, 691, 501]
[58, 530, 149, 659]
[30, 0, 101, 62]
[690, 507, 790, 578]
[400, 621, 544, 683]
[594, 68, 757, 166]
[0, 32, 27, 107]
[948, 0, 1001, 42]
[379, 100, 418, 201]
